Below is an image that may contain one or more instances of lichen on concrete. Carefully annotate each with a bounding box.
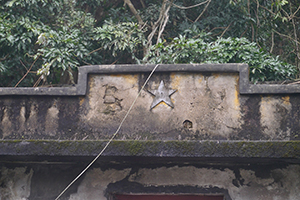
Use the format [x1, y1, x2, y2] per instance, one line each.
[0, 140, 300, 160]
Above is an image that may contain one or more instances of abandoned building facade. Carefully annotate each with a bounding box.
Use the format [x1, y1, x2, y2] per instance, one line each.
[0, 64, 300, 200]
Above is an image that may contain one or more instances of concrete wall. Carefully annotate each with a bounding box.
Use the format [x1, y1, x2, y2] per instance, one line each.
[0, 64, 300, 200]
[0, 64, 300, 141]
[1, 162, 300, 200]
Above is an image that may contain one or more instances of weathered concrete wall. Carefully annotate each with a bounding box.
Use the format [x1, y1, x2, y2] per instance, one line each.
[0, 64, 300, 140]
[80, 72, 241, 140]
[1, 64, 300, 200]
[1, 162, 300, 200]
[0, 167, 33, 200]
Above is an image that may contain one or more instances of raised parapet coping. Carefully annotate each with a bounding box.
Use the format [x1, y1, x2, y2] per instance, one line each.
[0, 140, 299, 164]
[1, 64, 300, 95]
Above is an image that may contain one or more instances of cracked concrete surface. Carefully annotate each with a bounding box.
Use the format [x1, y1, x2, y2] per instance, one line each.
[0, 167, 33, 200]
[0, 70, 297, 140]
[79, 73, 242, 140]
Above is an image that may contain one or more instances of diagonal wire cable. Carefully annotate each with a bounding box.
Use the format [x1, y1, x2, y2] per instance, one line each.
[54, 64, 160, 200]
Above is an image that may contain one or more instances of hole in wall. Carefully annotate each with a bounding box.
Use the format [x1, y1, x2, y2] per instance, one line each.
[183, 120, 193, 129]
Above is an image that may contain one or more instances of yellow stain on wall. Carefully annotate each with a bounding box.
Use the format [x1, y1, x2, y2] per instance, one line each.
[123, 74, 138, 85]
[282, 96, 290, 105]
[212, 73, 220, 78]
[157, 101, 168, 107]
[88, 76, 95, 90]
[87, 76, 96, 100]
[234, 89, 240, 109]
[79, 97, 85, 106]
[198, 75, 203, 84]
[170, 73, 183, 90]
[234, 76, 240, 110]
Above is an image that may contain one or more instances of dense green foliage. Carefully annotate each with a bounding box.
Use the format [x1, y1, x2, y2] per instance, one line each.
[0, 0, 299, 86]
[146, 31, 296, 83]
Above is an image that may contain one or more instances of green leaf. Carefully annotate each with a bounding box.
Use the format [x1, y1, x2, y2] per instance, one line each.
[5, 0, 17, 7]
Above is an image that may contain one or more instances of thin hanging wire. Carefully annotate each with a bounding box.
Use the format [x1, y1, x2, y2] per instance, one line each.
[54, 64, 160, 200]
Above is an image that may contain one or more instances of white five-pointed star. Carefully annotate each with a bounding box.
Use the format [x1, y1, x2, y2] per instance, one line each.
[148, 80, 177, 109]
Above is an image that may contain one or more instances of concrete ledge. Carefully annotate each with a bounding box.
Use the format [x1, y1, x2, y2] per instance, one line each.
[0, 140, 299, 162]
[1, 64, 300, 95]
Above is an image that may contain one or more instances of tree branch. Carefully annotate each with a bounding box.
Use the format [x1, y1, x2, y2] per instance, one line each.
[156, 0, 173, 45]
[19, 59, 29, 71]
[123, 0, 144, 26]
[270, 31, 274, 53]
[194, 0, 211, 22]
[255, 0, 260, 26]
[252, 1, 276, 16]
[219, 22, 232, 38]
[290, 3, 300, 60]
[291, 4, 300, 19]
[209, 26, 229, 32]
[145, 0, 169, 56]
[140, 0, 146, 8]
[15, 55, 40, 87]
[273, 29, 300, 45]
[33, 75, 42, 87]
[0, 54, 9, 61]
[169, 0, 210, 10]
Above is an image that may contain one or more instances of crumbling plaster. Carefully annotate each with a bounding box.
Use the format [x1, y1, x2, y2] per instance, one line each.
[0, 64, 300, 200]
[0, 71, 298, 140]
[0, 164, 299, 200]
[0, 167, 33, 200]
[80, 73, 242, 140]
[69, 168, 131, 200]
[67, 165, 300, 200]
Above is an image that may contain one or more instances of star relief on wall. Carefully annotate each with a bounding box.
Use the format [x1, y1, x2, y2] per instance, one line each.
[147, 80, 177, 110]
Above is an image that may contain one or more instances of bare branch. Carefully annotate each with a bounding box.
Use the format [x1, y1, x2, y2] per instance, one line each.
[240, 28, 248, 38]
[0, 54, 9, 61]
[33, 75, 42, 87]
[291, 4, 300, 19]
[140, 0, 146, 9]
[251, 22, 254, 42]
[19, 59, 29, 71]
[86, 46, 103, 56]
[157, 0, 173, 45]
[247, 0, 250, 15]
[252, 0, 295, 21]
[288, 80, 300, 85]
[209, 26, 229, 32]
[123, 0, 144, 26]
[290, 3, 300, 60]
[15, 54, 40, 87]
[270, 31, 274, 53]
[169, 0, 210, 10]
[281, 6, 290, 19]
[255, 0, 260, 26]
[273, 29, 300, 45]
[252, 2, 276, 16]
[146, 0, 169, 55]
[219, 22, 232, 38]
[194, 0, 211, 22]
[81, 60, 93, 65]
